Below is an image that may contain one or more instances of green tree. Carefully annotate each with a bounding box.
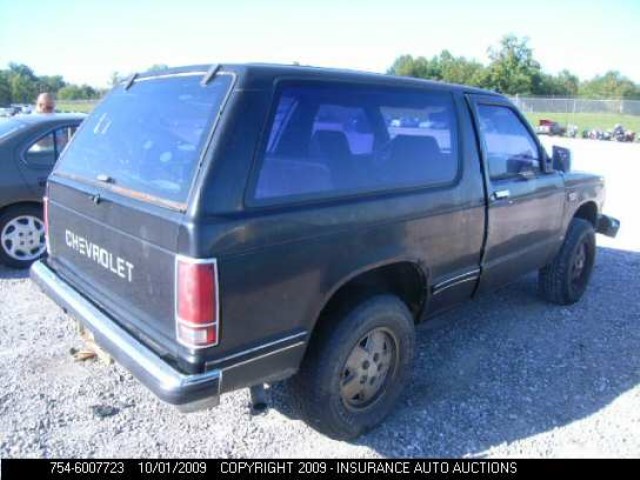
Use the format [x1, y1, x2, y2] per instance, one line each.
[6, 63, 38, 103]
[0, 62, 106, 104]
[437, 50, 487, 87]
[38, 75, 66, 94]
[556, 70, 579, 96]
[58, 84, 99, 100]
[579, 71, 639, 99]
[485, 34, 542, 95]
[10, 74, 37, 103]
[57, 85, 81, 100]
[146, 64, 169, 73]
[387, 36, 640, 97]
[8, 62, 37, 81]
[387, 54, 440, 79]
[387, 51, 487, 87]
[0, 72, 12, 105]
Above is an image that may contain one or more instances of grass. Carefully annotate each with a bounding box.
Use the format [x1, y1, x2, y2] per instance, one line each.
[524, 112, 640, 133]
[56, 101, 96, 114]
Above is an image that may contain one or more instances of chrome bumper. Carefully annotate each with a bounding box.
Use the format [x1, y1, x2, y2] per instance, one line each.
[30, 260, 221, 412]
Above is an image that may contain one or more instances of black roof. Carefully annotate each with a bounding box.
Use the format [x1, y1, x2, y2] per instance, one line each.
[133, 63, 500, 97]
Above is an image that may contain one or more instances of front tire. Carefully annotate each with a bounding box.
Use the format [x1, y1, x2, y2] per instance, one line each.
[292, 295, 415, 440]
[0, 204, 46, 269]
[539, 218, 596, 305]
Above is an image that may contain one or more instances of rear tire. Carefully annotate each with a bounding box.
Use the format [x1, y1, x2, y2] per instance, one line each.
[539, 218, 596, 305]
[292, 294, 415, 440]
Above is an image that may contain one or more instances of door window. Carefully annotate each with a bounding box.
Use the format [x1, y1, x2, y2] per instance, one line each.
[476, 105, 540, 180]
[24, 125, 79, 167]
[25, 132, 56, 167]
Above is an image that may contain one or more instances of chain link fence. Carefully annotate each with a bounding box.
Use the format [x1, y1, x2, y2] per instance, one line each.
[510, 96, 640, 116]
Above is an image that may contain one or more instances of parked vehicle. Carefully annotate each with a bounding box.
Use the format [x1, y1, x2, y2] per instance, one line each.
[0, 106, 19, 117]
[31, 65, 619, 439]
[0, 113, 85, 268]
[588, 128, 610, 141]
[612, 124, 635, 142]
[536, 118, 566, 136]
[7, 104, 33, 115]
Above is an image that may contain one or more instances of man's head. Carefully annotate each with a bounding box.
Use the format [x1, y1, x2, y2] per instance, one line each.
[36, 92, 55, 113]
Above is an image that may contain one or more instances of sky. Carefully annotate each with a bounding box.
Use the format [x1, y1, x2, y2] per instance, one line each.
[1, 0, 639, 88]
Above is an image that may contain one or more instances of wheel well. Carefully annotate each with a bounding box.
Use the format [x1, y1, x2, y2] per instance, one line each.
[574, 201, 597, 227]
[315, 262, 427, 331]
[0, 201, 43, 218]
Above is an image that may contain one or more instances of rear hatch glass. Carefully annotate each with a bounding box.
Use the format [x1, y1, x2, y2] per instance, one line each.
[54, 73, 233, 208]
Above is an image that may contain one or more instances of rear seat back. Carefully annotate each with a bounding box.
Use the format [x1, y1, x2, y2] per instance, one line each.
[388, 134, 454, 185]
[310, 130, 364, 190]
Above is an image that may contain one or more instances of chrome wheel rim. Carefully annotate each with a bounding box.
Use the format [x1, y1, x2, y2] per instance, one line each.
[340, 327, 398, 410]
[1, 215, 46, 261]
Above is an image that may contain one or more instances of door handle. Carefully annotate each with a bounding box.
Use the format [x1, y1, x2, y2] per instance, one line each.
[493, 189, 511, 200]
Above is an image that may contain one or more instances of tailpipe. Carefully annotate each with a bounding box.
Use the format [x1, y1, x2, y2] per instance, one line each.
[249, 384, 269, 414]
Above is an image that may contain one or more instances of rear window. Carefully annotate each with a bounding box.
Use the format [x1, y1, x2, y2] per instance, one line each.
[55, 74, 233, 206]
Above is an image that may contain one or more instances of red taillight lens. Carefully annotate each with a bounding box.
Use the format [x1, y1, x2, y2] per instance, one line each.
[175, 257, 218, 348]
[43, 196, 50, 253]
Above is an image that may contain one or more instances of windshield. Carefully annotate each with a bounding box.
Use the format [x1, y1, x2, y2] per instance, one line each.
[55, 73, 233, 206]
[0, 118, 26, 140]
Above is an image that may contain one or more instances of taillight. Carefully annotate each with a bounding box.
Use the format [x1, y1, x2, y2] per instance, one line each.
[43, 195, 50, 253]
[175, 256, 219, 348]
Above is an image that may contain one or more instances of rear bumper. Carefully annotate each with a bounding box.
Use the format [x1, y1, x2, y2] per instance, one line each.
[31, 260, 308, 412]
[31, 260, 221, 412]
[597, 214, 620, 238]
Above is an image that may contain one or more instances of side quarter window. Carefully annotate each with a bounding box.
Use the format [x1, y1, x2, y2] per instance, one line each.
[253, 84, 459, 202]
[476, 105, 540, 180]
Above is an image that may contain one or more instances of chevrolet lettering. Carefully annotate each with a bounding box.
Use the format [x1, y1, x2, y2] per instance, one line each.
[31, 64, 620, 439]
[64, 230, 134, 282]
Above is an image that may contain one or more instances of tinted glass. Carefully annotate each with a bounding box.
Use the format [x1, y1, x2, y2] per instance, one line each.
[255, 84, 458, 201]
[476, 105, 540, 180]
[55, 74, 232, 205]
[313, 104, 374, 155]
[25, 132, 56, 167]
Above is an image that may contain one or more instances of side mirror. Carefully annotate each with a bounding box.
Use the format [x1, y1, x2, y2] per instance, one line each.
[507, 158, 536, 180]
[552, 146, 571, 173]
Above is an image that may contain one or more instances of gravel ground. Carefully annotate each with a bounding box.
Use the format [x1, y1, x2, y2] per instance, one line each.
[0, 139, 638, 458]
